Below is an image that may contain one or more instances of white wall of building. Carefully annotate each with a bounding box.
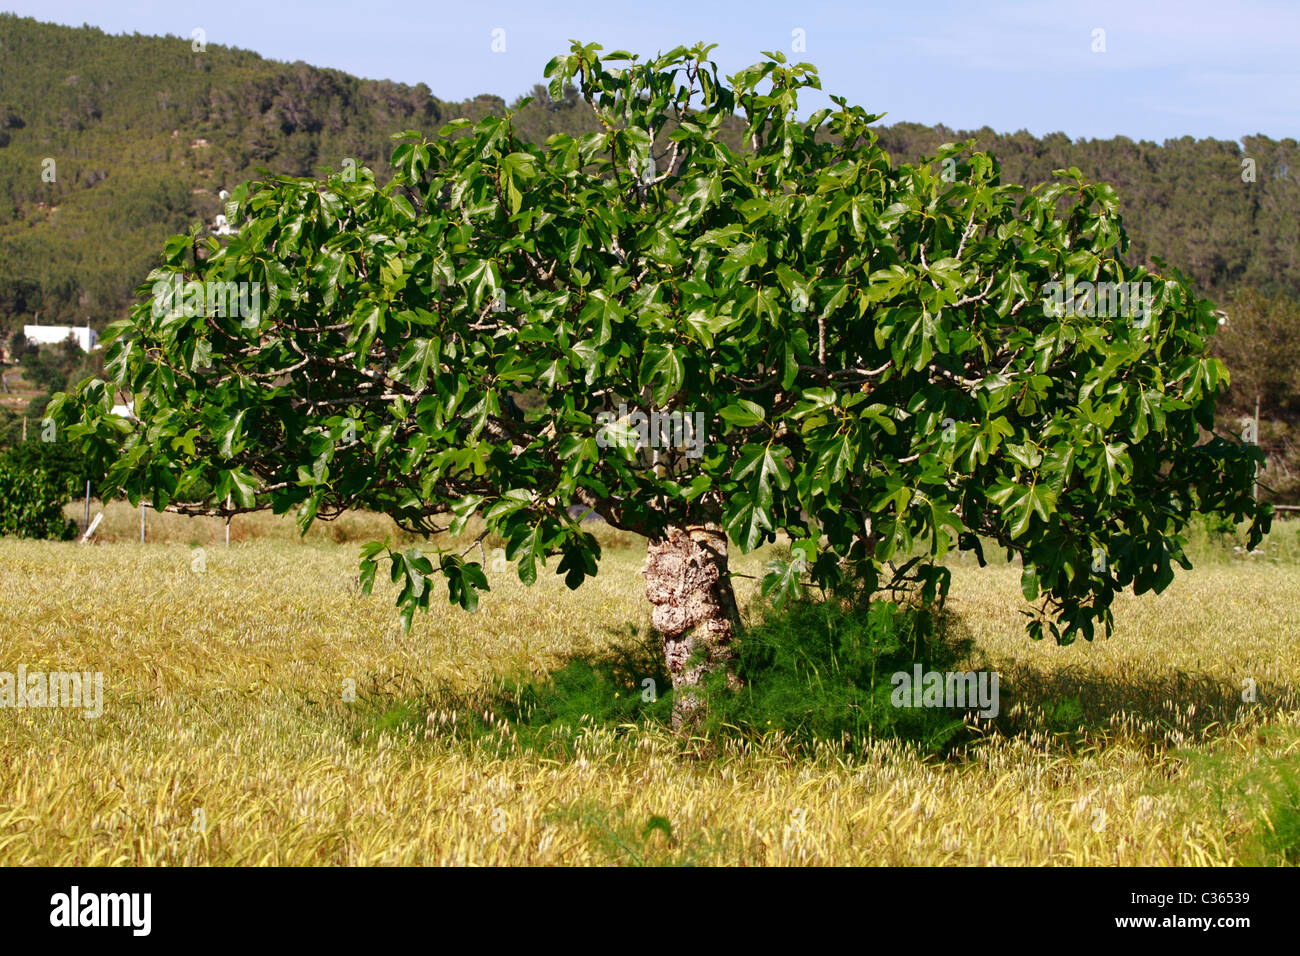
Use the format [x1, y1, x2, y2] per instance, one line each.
[22, 324, 98, 351]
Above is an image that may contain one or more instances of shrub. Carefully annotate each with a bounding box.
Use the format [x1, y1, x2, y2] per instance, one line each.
[0, 460, 77, 539]
[0, 439, 88, 497]
[694, 597, 978, 754]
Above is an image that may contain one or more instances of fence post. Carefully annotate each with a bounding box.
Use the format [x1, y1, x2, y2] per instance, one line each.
[1253, 395, 1261, 503]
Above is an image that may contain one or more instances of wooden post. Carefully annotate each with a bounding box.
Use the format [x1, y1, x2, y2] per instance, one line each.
[81, 512, 103, 543]
[1253, 395, 1261, 503]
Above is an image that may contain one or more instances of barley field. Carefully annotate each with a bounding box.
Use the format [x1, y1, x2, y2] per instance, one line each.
[0, 505, 1297, 865]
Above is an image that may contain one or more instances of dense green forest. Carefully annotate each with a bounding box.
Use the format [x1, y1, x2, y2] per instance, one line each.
[1, 14, 1297, 501]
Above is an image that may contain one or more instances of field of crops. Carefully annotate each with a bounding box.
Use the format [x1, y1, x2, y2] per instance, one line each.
[0, 505, 1297, 865]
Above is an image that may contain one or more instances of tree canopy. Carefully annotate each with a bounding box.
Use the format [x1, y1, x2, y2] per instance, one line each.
[51, 40, 1268, 642]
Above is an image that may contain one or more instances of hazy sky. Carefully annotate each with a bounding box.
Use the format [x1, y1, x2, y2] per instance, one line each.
[6, 0, 1298, 143]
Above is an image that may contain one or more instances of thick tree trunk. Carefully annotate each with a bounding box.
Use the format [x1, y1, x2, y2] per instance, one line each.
[642, 524, 740, 731]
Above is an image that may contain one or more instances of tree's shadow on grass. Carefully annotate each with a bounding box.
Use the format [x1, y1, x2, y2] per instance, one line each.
[341, 600, 1295, 762]
[987, 663, 1296, 753]
[342, 623, 674, 758]
[347, 600, 989, 760]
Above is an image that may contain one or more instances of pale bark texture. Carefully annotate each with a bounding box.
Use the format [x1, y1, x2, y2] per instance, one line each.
[642, 524, 740, 730]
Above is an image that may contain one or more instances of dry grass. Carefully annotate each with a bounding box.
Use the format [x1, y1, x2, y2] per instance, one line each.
[1, 519, 1298, 865]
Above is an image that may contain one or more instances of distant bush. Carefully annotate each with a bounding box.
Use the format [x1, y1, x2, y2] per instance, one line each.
[0, 460, 77, 539]
[0, 439, 87, 497]
[0, 406, 21, 446]
[1202, 511, 1240, 539]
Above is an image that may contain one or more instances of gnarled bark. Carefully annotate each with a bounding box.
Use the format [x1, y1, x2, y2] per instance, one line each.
[642, 524, 740, 731]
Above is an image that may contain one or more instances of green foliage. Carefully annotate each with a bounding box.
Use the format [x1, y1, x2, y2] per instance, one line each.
[1257, 765, 1300, 865]
[1200, 511, 1240, 543]
[0, 439, 88, 496]
[1207, 288, 1300, 502]
[510, 657, 675, 733]
[1041, 694, 1086, 738]
[51, 39, 1268, 644]
[0, 405, 21, 446]
[0, 459, 76, 538]
[694, 598, 975, 753]
[874, 124, 1300, 302]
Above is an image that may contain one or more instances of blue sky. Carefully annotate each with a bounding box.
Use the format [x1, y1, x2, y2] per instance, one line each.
[6, 0, 1298, 143]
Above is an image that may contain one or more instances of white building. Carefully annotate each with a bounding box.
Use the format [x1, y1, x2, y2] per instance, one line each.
[211, 213, 238, 236]
[23, 322, 98, 352]
[211, 189, 239, 236]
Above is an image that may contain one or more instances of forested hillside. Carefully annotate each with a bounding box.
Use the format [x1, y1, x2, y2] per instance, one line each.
[5, 14, 1299, 329]
[1, 13, 1298, 498]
